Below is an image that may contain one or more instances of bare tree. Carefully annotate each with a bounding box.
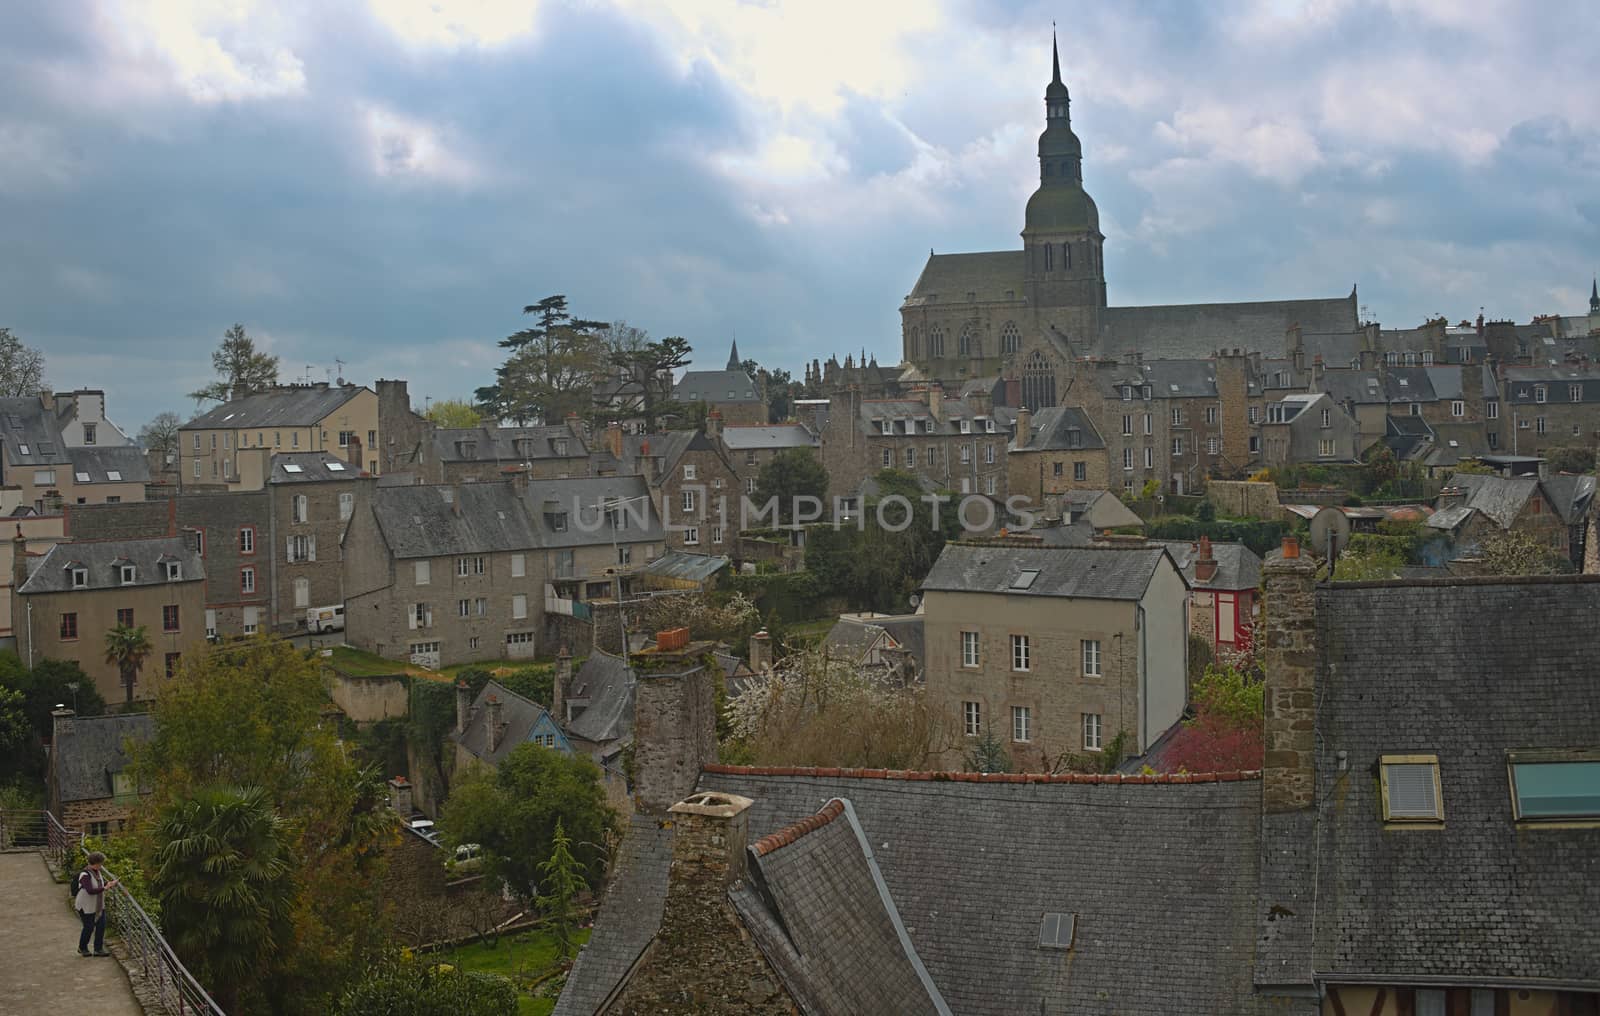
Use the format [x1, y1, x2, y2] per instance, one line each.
[138, 411, 183, 464]
[0, 327, 47, 397]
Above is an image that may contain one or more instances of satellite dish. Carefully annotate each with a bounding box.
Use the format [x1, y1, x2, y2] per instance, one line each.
[908, 593, 921, 610]
[1308, 506, 1352, 565]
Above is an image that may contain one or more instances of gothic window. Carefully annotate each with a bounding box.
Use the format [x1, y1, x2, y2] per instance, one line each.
[1064, 243, 1072, 270]
[958, 322, 977, 357]
[1043, 244, 1053, 272]
[1000, 321, 1020, 355]
[1022, 350, 1057, 410]
[929, 326, 945, 358]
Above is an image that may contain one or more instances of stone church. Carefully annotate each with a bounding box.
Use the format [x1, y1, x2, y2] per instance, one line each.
[899, 38, 1359, 410]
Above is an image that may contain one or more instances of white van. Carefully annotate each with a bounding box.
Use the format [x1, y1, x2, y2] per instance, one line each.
[306, 605, 345, 633]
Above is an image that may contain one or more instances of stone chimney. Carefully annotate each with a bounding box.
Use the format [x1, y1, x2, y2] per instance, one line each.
[347, 434, 363, 470]
[1262, 536, 1318, 814]
[633, 639, 717, 814]
[1194, 536, 1218, 584]
[12, 525, 28, 594]
[1287, 324, 1305, 375]
[705, 409, 722, 441]
[1003, 376, 1021, 408]
[605, 420, 623, 460]
[454, 679, 471, 735]
[748, 629, 772, 674]
[387, 776, 412, 816]
[51, 706, 74, 741]
[927, 383, 943, 419]
[180, 527, 202, 555]
[554, 646, 573, 723]
[486, 695, 503, 752]
[1015, 406, 1032, 448]
[639, 440, 656, 484]
[668, 792, 754, 888]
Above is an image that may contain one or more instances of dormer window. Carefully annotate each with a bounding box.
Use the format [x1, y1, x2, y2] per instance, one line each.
[119, 564, 135, 584]
[164, 561, 182, 581]
[960, 419, 971, 434]
[879, 420, 892, 436]
[70, 566, 88, 588]
[554, 438, 568, 456]
[683, 464, 696, 480]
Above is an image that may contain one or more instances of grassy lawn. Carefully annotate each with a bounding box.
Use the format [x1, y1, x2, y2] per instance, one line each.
[445, 925, 591, 1014]
[785, 617, 837, 646]
[325, 645, 412, 678]
[439, 659, 553, 678]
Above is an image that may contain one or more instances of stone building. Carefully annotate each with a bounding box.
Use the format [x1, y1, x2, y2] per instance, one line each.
[1006, 404, 1107, 506]
[179, 382, 380, 490]
[450, 678, 570, 773]
[592, 427, 743, 554]
[672, 342, 768, 426]
[343, 482, 544, 669]
[420, 419, 591, 484]
[919, 540, 1189, 769]
[1491, 364, 1600, 457]
[1425, 473, 1570, 562]
[715, 423, 819, 497]
[1260, 393, 1361, 466]
[13, 532, 206, 703]
[818, 385, 1014, 503]
[46, 709, 153, 836]
[531, 475, 668, 604]
[1, 392, 146, 515]
[269, 452, 374, 628]
[1156, 537, 1262, 655]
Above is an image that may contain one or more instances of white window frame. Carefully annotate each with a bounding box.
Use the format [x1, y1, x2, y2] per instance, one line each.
[683, 526, 700, 546]
[1083, 713, 1103, 751]
[962, 701, 981, 737]
[415, 560, 431, 585]
[510, 553, 525, 578]
[1082, 639, 1102, 677]
[1451, 400, 1464, 417]
[1011, 633, 1030, 672]
[961, 630, 979, 668]
[680, 489, 696, 513]
[1012, 705, 1031, 744]
[683, 464, 696, 480]
[511, 593, 528, 620]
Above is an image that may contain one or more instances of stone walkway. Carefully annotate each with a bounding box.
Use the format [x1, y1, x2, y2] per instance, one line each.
[0, 851, 144, 1015]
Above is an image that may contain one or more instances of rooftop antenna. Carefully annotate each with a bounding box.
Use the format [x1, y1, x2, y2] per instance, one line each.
[335, 357, 346, 385]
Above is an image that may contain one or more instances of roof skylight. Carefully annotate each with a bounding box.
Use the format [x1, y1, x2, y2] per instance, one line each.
[1010, 569, 1040, 591]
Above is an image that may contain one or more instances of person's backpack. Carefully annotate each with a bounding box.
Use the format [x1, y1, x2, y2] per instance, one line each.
[68, 869, 88, 909]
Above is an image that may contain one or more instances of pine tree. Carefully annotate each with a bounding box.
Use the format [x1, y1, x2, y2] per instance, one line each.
[535, 818, 588, 962]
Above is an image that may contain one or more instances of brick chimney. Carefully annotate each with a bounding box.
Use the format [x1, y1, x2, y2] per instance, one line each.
[454, 679, 471, 735]
[1262, 536, 1318, 814]
[51, 706, 74, 741]
[705, 409, 722, 441]
[347, 434, 363, 470]
[1194, 536, 1218, 584]
[605, 420, 623, 460]
[554, 646, 573, 723]
[387, 776, 412, 815]
[639, 441, 656, 484]
[633, 638, 717, 814]
[748, 629, 772, 674]
[1015, 407, 1032, 448]
[1003, 377, 1021, 408]
[927, 383, 943, 420]
[486, 695, 503, 753]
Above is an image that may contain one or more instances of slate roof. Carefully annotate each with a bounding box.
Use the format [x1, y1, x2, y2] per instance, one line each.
[182, 384, 366, 430]
[269, 451, 363, 483]
[1539, 473, 1594, 526]
[526, 475, 664, 547]
[1418, 423, 1488, 471]
[732, 798, 949, 1015]
[1300, 331, 1366, 367]
[432, 425, 587, 464]
[1100, 292, 1359, 360]
[637, 551, 728, 585]
[19, 536, 204, 594]
[1443, 473, 1538, 529]
[451, 680, 557, 768]
[551, 813, 673, 1016]
[1012, 405, 1105, 452]
[902, 251, 1025, 307]
[877, 615, 925, 670]
[1155, 540, 1262, 591]
[564, 650, 635, 747]
[920, 542, 1172, 602]
[697, 768, 1288, 1015]
[68, 445, 150, 485]
[0, 396, 71, 465]
[717, 424, 818, 451]
[674, 369, 761, 404]
[52, 713, 154, 803]
[369, 482, 538, 559]
[1303, 580, 1600, 988]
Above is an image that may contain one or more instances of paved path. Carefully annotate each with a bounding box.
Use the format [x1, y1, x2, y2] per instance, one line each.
[0, 851, 144, 1015]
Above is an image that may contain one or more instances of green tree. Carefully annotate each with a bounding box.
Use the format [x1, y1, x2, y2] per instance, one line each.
[441, 742, 615, 896]
[0, 686, 31, 773]
[190, 324, 280, 404]
[423, 399, 482, 429]
[536, 818, 588, 961]
[0, 326, 47, 397]
[151, 785, 294, 1012]
[742, 359, 796, 422]
[0, 655, 106, 741]
[334, 960, 517, 1016]
[804, 469, 960, 613]
[963, 730, 1010, 773]
[1477, 528, 1571, 576]
[1543, 446, 1595, 475]
[104, 624, 152, 706]
[753, 449, 829, 523]
[476, 295, 609, 424]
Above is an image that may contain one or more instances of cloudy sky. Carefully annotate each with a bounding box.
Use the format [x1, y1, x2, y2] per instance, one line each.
[3, 0, 1597, 431]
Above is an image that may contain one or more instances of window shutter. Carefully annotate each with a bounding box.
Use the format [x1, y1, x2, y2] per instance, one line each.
[308, 536, 316, 562]
[408, 606, 417, 630]
[1385, 763, 1439, 818]
[287, 537, 294, 560]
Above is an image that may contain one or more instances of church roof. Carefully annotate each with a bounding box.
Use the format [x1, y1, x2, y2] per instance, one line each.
[903, 251, 1024, 308]
[1100, 292, 1359, 360]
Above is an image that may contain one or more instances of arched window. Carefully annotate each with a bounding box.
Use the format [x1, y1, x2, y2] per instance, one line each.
[929, 326, 945, 358]
[1022, 350, 1057, 409]
[1043, 244, 1053, 271]
[1064, 243, 1072, 270]
[1000, 321, 1020, 355]
[957, 322, 976, 357]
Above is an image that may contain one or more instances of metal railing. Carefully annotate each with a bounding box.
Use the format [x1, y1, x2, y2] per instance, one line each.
[0, 809, 227, 1016]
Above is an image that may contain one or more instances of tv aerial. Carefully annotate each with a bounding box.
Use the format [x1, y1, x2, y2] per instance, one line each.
[1308, 506, 1351, 580]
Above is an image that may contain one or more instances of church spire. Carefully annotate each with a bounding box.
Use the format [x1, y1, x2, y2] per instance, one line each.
[1591, 277, 1598, 313]
[1051, 27, 1062, 88]
[726, 339, 742, 371]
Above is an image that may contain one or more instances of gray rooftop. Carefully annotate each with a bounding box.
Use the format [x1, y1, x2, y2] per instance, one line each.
[1302, 580, 1600, 988]
[0, 396, 71, 466]
[1013, 405, 1105, 452]
[716, 424, 818, 451]
[68, 445, 150, 485]
[1156, 540, 1262, 591]
[1443, 473, 1539, 529]
[1100, 291, 1358, 360]
[902, 250, 1024, 307]
[920, 543, 1172, 601]
[564, 650, 635, 747]
[369, 482, 539, 559]
[269, 451, 364, 483]
[432, 424, 588, 465]
[451, 680, 554, 768]
[52, 713, 154, 803]
[19, 536, 204, 594]
[674, 369, 761, 404]
[182, 384, 367, 430]
[525, 475, 664, 548]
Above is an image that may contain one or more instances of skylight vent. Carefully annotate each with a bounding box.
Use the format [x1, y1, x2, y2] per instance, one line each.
[326, 461, 346, 471]
[283, 464, 304, 473]
[1010, 569, 1040, 591]
[1039, 912, 1075, 950]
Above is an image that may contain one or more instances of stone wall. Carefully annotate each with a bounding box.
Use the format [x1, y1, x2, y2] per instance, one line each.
[632, 650, 718, 814]
[1205, 480, 1281, 520]
[1262, 543, 1318, 814]
[326, 671, 410, 723]
[63, 796, 140, 837]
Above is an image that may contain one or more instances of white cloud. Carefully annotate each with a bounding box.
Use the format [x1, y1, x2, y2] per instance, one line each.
[361, 104, 482, 185]
[0, 121, 81, 193]
[96, 0, 307, 103]
[365, 0, 542, 49]
[1154, 104, 1324, 186]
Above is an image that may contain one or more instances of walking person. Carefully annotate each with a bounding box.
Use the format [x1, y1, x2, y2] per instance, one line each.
[74, 851, 118, 957]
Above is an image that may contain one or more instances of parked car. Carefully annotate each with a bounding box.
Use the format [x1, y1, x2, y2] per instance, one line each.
[306, 604, 345, 633]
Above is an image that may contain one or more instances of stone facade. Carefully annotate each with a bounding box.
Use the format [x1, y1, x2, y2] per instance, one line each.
[269, 467, 372, 630]
[179, 383, 381, 490]
[819, 386, 1011, 503]
[61, 796, 140, 837]
[652, 432, 743, 554]
[1005, 407, 1112, 507]
[1261, 542, 1317, 814]
[631, 644, 718, 814]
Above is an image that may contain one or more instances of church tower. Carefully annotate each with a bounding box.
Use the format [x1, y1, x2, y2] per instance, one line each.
[1589, 278, 1599, 335]
[1021, 34, 1105, 344]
